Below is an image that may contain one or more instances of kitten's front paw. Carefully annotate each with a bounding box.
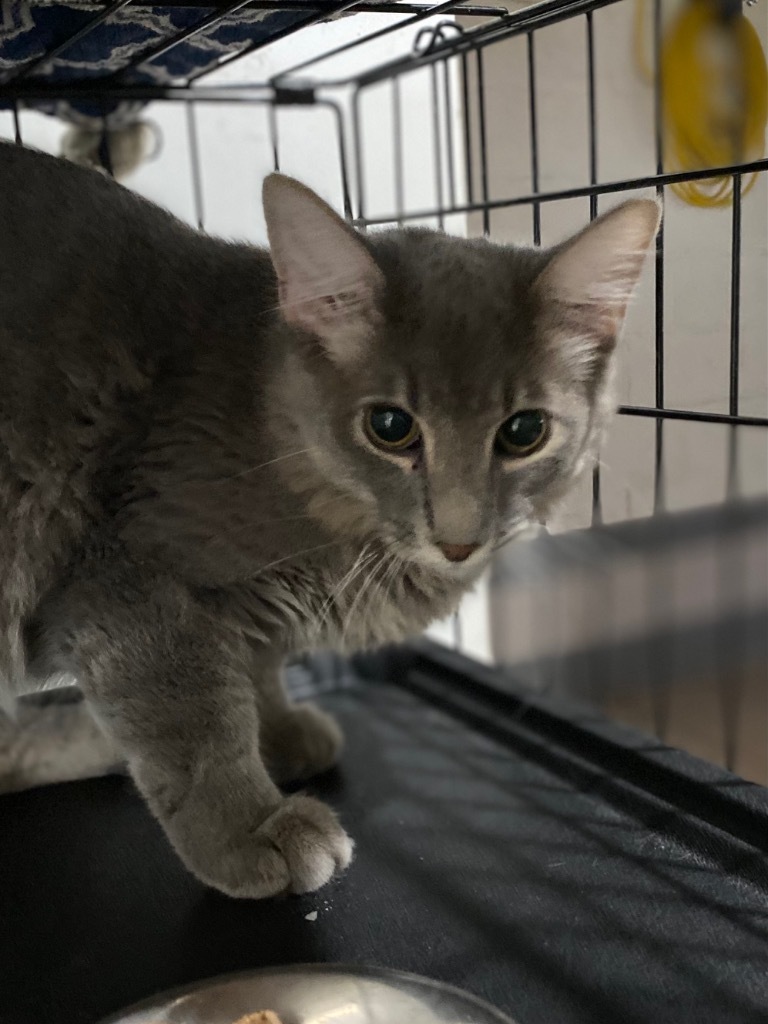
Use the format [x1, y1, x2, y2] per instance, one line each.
[263, 703, 343, 785]
[186, 795, 353, 900]
[258, 794, 353, 893]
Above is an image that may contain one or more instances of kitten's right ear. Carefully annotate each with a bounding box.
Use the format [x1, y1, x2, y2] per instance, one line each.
[262, 174, 384, 362]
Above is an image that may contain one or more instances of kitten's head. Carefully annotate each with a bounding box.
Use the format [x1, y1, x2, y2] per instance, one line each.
[263, 175, 659, 577]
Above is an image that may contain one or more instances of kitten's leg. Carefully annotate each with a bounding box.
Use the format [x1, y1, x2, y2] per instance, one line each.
[73, 588, 352, 899]
[0, 687, 124, 794]
[255, 660, 343, 787]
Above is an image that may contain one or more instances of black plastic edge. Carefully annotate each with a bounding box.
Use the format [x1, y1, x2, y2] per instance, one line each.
[353, 637, 768, 857]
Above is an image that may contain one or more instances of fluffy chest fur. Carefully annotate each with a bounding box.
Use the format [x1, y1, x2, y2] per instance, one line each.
[211, 547, 469, 655]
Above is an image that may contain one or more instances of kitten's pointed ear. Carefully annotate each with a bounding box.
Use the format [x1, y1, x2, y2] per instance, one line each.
[262, 173, 384, 362]
[535, 199, 661, 371]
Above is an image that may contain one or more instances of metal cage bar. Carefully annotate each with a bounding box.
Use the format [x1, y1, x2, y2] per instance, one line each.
[0, 0, 765, 783]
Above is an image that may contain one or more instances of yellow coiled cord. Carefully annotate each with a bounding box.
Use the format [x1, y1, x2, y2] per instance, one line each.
[634, 0, 767, 207]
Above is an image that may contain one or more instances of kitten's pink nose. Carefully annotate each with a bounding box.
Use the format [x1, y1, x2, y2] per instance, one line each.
[437, 542, 481, 563]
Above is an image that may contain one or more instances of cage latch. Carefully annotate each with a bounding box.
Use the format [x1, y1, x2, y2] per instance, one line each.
[413, 21, 466, 56]
[272, 80, 317, 106]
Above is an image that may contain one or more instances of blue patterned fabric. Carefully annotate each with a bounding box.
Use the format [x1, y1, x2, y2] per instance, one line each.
[0, 1, 322, 127]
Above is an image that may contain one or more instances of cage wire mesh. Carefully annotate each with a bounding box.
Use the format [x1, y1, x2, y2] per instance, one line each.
[0, 0, 766, 780]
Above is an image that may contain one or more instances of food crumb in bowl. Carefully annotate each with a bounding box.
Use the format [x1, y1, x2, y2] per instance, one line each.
[231, 1013, 283, 1024]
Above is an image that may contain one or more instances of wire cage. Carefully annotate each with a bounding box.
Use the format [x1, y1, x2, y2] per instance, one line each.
[1, 3, 768, 1023]
[1, 0, 766, 779]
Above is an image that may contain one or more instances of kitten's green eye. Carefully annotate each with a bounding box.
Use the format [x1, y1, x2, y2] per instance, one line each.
[364, 406, 420, 451]
[496, 410, 549, 457]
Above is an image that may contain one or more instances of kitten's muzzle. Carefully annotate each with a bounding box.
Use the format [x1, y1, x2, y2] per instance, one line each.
[437, 541, 481, 563]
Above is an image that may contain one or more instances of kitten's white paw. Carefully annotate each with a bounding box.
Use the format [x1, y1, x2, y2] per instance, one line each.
[187, 795, 353, 899]
[264, 703, 343, 785]
[259, 794, 354, 893]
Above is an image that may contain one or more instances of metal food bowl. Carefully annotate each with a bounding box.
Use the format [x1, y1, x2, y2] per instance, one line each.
[99, 964, 517, 1024]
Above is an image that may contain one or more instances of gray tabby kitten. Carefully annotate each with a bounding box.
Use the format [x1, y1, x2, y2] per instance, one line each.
[0, 141, 659, 898]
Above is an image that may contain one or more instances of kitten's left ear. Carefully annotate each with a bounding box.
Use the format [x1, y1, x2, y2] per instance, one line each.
[535, 199, 661, 370]
[263, 173, 384, 362]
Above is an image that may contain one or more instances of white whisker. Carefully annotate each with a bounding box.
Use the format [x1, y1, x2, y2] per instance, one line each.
[226, 447, 318, 481]
[356, 548, 399, 642]
[341, 548, 391, 648]
[251, 541, 338, 578]
[228, 496, 347, 534]
[364, 549, 402, 636]
[313, 544, 375, 638]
